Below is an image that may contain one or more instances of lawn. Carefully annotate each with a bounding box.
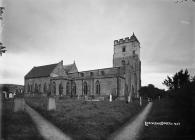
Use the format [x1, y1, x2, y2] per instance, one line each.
[25, 96, 145, 140]
[1, 99, 44, 140]
[139, 97, 195, 140]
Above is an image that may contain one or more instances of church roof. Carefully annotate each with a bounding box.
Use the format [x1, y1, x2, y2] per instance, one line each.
[25, 63, 58, 79]
[63, 63, 76, 73]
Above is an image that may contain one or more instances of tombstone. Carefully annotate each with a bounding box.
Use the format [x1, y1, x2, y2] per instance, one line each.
[109, 94, 112, 102]
[139, 96, 142, 106]
[9, 93, 13, 98]
[14, 98, 25, 112]
[128, 95, 131, 103]
[84, 95, 88, 100]
[47, 97, 56, 111]
[3, 91, 7, 99]
[77, 95, 80, 100]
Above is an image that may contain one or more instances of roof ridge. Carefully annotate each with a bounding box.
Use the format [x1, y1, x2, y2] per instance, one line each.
[63, 63, 74, 67]
[34, 62, 58, 68]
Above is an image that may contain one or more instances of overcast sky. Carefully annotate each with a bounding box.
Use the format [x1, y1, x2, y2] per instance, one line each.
[0, 0, 194, 89]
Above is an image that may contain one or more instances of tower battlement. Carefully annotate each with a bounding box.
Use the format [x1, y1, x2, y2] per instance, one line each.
[114, 33, 140, 46]
[114, 37, 130, 45]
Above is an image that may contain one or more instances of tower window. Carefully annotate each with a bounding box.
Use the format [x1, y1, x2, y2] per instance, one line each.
[122, 46, 126, 52]
[121, 60, 125, 65]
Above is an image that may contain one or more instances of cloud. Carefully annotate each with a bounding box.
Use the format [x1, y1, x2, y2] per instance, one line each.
[1, 0, 194, 90]
[180, 20, 191, 25]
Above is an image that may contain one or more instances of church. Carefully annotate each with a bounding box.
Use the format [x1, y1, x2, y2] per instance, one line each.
[24, 33, 141, 100]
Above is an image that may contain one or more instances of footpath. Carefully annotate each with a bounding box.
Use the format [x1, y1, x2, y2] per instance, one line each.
[25, 104, 72, 140]
[108, 102, 153, 140]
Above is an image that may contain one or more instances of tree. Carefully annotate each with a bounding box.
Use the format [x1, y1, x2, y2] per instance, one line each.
[0, 42, 6, 56]
[2, 86, 9, 92]
[139, 84, 165, 100]
[163, 69, 190, 90]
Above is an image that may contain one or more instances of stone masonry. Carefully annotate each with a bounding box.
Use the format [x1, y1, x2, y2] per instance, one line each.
[24, 33, 141, 100]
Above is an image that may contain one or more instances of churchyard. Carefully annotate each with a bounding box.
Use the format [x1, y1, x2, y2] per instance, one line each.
[24, 95, 146, 140]
[1, 98, 44, 140]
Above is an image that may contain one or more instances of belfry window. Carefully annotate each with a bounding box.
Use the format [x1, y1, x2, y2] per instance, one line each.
[122, 46, 126, 52]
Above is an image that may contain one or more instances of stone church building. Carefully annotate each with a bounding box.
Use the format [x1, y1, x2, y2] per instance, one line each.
[24, 33, 141, 99]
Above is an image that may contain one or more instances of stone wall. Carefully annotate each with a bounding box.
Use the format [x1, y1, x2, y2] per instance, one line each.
[25, 77, 50, 94]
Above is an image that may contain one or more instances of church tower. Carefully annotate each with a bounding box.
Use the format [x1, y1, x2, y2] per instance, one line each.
[113, 33, 141, 99]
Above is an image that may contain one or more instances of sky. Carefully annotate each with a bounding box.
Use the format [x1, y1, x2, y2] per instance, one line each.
[0, 0, 194, 89]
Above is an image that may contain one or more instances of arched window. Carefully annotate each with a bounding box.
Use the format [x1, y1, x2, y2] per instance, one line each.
[30, 85, 32, 92]
[48, 83, 51, 96]
[39, 84, 41, 93]
[59, 82, 63, 96]
[66, 81, 71, 96]
[96, 80, 100, 95]
[132, 85, 134, 96]
[44, 83, 47, 93]
[27, 84, 30, 92]
[52, 82, 56, 95]
[83, 81, 88, 95]
[72, 82, 76, 97]
[35, 83, 38, 93]
[134, 73, 137, 88]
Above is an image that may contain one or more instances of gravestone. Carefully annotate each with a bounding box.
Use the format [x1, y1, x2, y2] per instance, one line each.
[14, 98, 25, 112]
[139, 96, 142, 106]
[9, 93, 13, 98]
[47, 97, 56, 111]
[109, 94, 112, 102]
[128, 95, 131, 103]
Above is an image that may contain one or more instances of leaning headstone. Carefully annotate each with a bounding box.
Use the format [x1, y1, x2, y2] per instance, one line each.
[47, 97, 56, 111]
[14, 98, 25, 112]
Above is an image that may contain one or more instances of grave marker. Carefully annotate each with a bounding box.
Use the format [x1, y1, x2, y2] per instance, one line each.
[14, 98, 25, 112]
[47, 97, 56, 111]
[109, 94, 112, 102]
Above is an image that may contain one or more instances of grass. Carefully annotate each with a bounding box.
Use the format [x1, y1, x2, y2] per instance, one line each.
[1, 99, 44, 140]
[139, 97, 195, 140]
[25, 96, 145, 140]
